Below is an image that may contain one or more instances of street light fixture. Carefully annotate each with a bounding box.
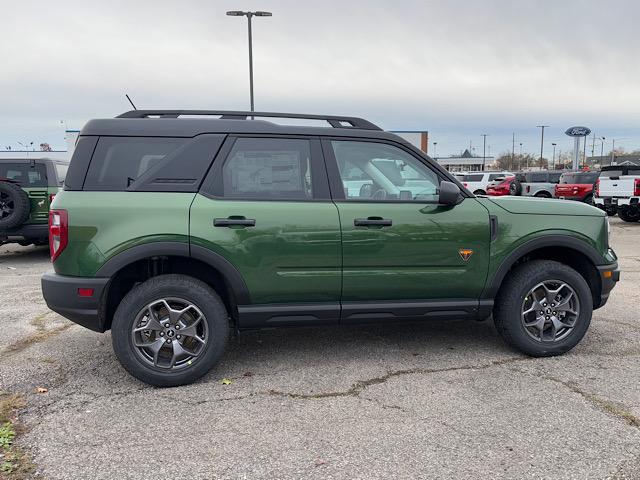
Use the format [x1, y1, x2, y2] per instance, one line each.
[226, 10, 273, 112]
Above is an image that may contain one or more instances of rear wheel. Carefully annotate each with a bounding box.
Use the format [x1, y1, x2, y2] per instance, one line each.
[473, 189, 486, 196]
[111, 274, 230, 387]
[494, 260, 592, 357]
[509, 180, 522, 196]
[618, 208, 640, 223]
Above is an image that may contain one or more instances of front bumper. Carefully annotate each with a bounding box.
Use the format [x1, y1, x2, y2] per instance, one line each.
[596, 262, 620, 309]
[41, 272, 110, 332]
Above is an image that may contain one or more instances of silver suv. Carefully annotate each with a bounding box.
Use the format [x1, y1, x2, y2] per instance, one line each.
[512, 171, 563, 198]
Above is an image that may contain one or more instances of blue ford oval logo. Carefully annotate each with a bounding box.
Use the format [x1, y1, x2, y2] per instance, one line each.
[565, 126, 591, 137]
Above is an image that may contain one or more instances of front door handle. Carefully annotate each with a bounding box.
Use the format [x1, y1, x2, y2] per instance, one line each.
[354, 217, 392, 227]
[214, 217, 256, 227]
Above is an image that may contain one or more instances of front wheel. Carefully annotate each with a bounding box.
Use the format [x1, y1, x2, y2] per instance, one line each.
[534, 191, 552, 198]
[111, 274, 230, 387]
[473, 189, 486, 196]
[494, 260, 592, 357]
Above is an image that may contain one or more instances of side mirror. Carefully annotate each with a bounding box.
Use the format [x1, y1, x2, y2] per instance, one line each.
[438, 180, 461, 205]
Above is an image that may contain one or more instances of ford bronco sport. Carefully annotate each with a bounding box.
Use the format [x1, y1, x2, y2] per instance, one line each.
[41, 110, 619, 387]
[0, 158, 67, 246]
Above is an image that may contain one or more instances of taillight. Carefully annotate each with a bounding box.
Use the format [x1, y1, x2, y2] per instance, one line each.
[49, 210, 68, 262]
[463, 182, 468, 188]
[526, 185, 531, 193]
[634, 179, 640, 197]
[595, 178, 600, 197]
[49, 193, 56, 203]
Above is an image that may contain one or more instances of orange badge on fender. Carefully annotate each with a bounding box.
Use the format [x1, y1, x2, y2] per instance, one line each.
[459, 249, 473, 261]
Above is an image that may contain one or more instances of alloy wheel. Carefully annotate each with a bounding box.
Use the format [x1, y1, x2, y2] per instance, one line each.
[131, 297, 209, 370]
[521, 280, 580, 342]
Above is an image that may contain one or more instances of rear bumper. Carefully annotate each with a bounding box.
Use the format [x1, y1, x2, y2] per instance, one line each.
[596, 262, 620, 309]
[0, 223, 48, 240]
[41, 272, 109, 332]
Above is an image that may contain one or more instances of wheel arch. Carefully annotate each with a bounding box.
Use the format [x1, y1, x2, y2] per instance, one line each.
[484, 236, 605, 308]
[97, 242, 250, 331]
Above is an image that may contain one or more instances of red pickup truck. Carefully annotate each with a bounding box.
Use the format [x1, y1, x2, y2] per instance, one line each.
[555, 171, 599, 203]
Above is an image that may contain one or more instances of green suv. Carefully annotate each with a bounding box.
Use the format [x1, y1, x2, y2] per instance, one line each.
[0, 158, 67, 247]
[41, 110, 619, 387]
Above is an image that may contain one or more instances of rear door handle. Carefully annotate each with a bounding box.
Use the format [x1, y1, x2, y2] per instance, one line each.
[214, 217, 256, 227]
[354, 217, 392, 227]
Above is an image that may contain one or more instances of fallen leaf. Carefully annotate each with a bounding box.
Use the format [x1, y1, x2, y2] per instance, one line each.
[35, 387, 48, 394]
[242, 371, 253, 377]
[220, 378, 233, 385]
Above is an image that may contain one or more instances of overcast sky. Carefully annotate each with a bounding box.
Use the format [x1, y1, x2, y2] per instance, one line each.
[1, 0, 639, 158]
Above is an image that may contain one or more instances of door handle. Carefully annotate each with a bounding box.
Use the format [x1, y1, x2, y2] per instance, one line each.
[214, 217, 256, 227]
[354, 217, 392, 227]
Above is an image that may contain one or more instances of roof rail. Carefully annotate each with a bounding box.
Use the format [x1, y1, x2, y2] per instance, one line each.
[116, 110, 382, 131]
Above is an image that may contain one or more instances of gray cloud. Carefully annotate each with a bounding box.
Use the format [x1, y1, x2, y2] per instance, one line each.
[1, 0, 638, 156]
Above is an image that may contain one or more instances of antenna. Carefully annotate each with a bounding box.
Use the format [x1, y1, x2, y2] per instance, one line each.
[125, 94, 138, 110]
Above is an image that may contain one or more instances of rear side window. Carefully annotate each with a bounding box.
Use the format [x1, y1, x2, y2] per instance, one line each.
[221, 138, 313, 199]
[561, 172, 598, 184]
[526, 172, 547, 182]
[0, 162, 47, 187]
[85, 137, 187, 191]
[83, 135, 224, 192]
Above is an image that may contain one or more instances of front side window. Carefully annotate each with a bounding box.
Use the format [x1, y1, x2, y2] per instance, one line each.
[221, 138, 313, 200]
[0, 163, 47, 187]
[332, 140, 440, 201]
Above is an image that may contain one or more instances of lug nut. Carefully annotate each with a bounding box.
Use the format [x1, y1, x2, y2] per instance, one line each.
[166, 339, 172, 344]
[553, 311, 557, 315]
[545, 316, 550, 320]
[159, 332, 164, 336]
[176, 335, 181, 339]
[175, 325, 180, 330]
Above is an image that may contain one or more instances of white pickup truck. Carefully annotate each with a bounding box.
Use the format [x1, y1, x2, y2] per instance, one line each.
[594, 165, 640, 222]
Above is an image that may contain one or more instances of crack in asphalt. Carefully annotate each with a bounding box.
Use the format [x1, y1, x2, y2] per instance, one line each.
[1, 311, 72, 359]
[267, 356, 526, 400]
[542, 375, 640, 429]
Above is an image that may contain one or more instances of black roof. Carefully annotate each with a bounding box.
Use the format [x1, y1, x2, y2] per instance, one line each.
[79, 110, 406, 143]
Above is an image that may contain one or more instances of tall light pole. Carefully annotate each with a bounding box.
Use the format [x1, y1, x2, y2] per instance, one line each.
[600, 136, 605, 165]
[481, 134, 488, 171]
[511, 132, 515, 169]
[433, 142, 437, 158]
[226, 10, 272, 112]
[551, 143, 557, 170]
[536, 125, 549, 169]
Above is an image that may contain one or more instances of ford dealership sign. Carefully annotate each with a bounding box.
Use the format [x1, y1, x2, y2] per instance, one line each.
[565, 126, 591, 137]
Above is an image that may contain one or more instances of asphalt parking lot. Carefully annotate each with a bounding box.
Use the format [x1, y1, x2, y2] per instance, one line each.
[0, 217, 639, 480]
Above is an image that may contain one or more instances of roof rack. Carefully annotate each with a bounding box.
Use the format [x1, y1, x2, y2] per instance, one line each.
[116, 110, 382, 131]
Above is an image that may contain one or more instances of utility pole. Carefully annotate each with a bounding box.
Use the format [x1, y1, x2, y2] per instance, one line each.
[600, 136, 606, 165]
[511, 132, 515, 170]
[591, 133, 596, 161]
[611, 139, 616, 165]
[536, 125, 549, 169]
[551, 143, 557, 170]
[481, 134, 488, 171]
[433, 142, 437, 159]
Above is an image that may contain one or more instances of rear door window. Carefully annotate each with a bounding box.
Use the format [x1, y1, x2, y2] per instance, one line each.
[600, 170, 623, 178]
[0, 162, 48, 187]
[548, 172, 563, 183]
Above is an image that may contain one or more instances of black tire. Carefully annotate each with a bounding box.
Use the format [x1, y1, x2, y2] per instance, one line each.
[510, 180, 522, 196]
[0, 181, 30, 229]
[494, 260, 593, 357]
[583, 194, 593, 205]
[606, 210, 616, 217]
[618, 208, 640, 223]
[473, 189, 486, 196]
[112, 274, 230, 387]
